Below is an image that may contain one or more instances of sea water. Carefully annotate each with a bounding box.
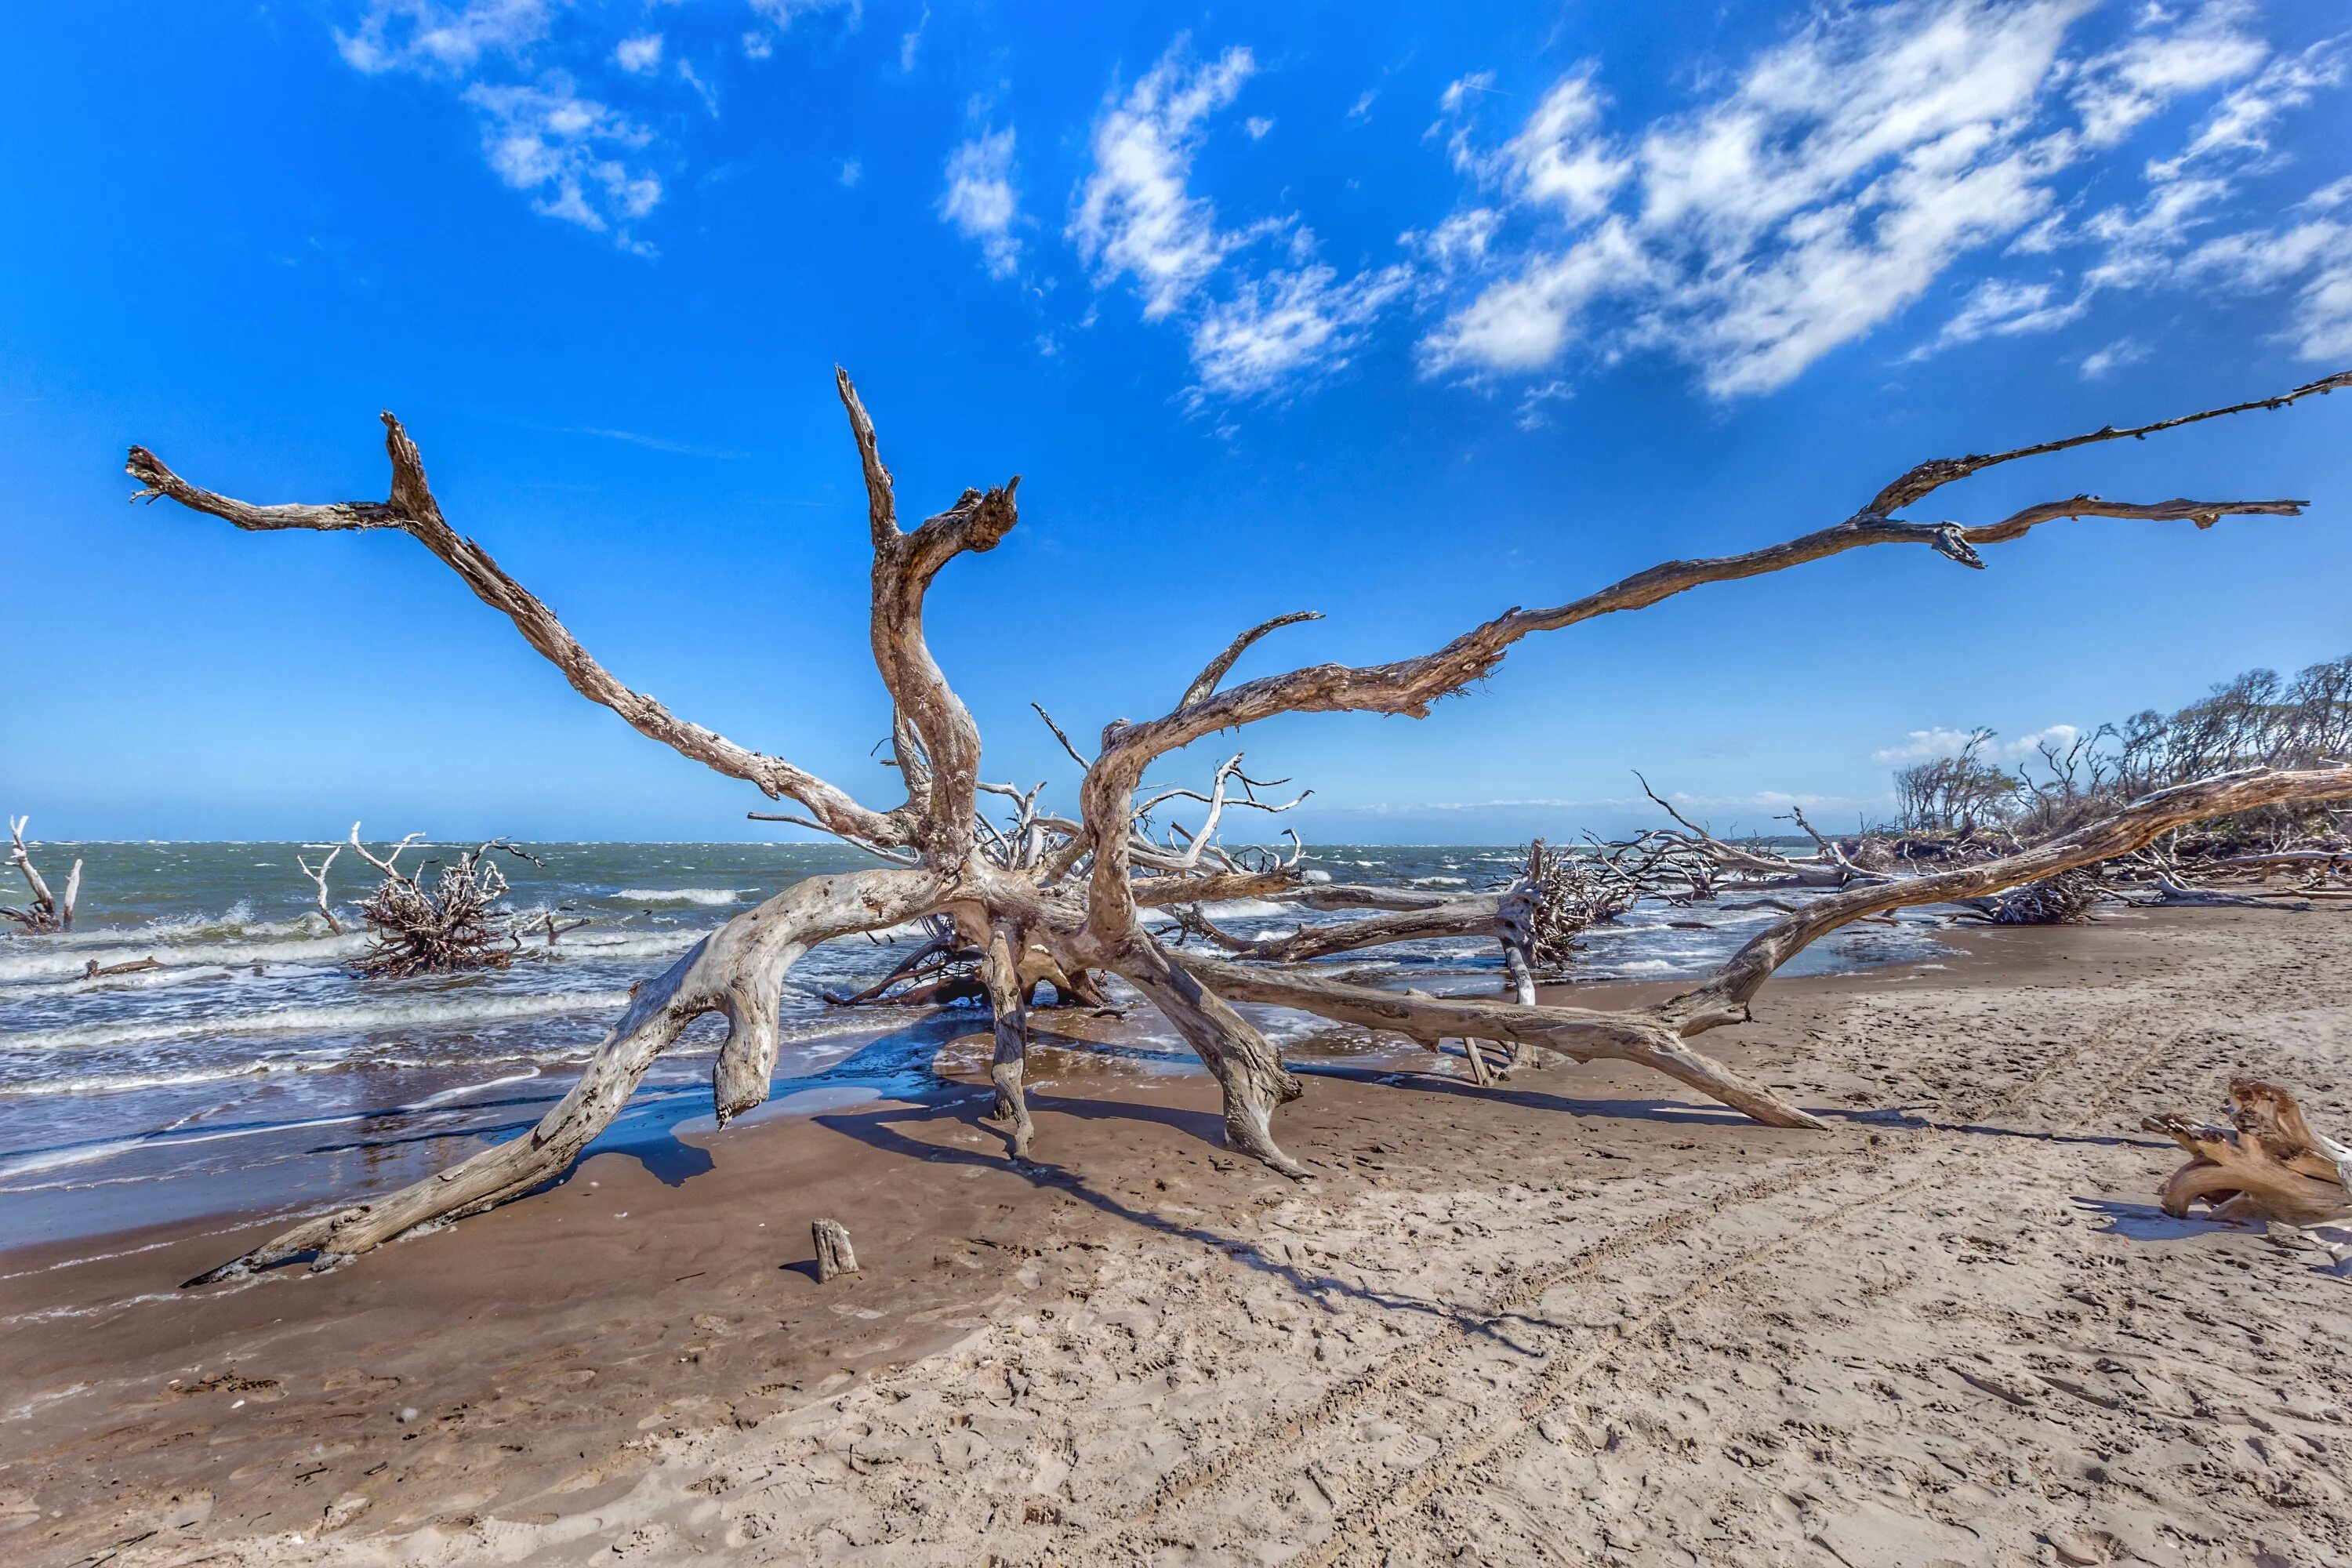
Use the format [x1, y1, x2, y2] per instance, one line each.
[0, 841, 1945, 1250]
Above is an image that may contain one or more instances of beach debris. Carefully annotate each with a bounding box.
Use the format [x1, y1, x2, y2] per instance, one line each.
[4, 815, 80, 935]
[129, 370, 2352, 1279]
[813, 1219, 860, 1283]
[343, 824, 538, 980]
[1951, 869, 2107, 925]
[294, 840, 343, 934]
[82, 956, 162, 979]
[2144, 1080, 2352, 1226]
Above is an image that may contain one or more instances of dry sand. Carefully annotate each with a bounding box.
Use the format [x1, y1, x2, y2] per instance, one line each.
[5, 908, 2350, 1566]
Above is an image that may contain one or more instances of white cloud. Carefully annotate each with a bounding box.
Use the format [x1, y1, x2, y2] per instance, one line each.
[613, 32, 662, 74]
[1908, 275, 2087, 356]
[1348, 89, 1378, 119]
[1244, 115, 1275, 140]
[942, 127, 1021, 278]
[1417, 0, 2325, 398]
[463, 78, 661, 241]
[338, 0, 554, 75]
[2184, 218, 2352, 360]
[2070, 0, 2267, 147]
[1404, 208, 1501, 278]
[900, 5, 927, 71]
[746, 0, 859, 27]
[1871, 724, 2080, 765]
[837, 157, 862, 188]
[1500, 72, 1626, 219]
[1426, 1, 2094, 394]
[1072, 41, 1412, 397]
[1071, 44, 1258, 321]
[2078, 336, 2147, 377]
[1513, 379, 1573, 430]
[1189, 263, 1410, 395]
[2154, 37, 2345, 172]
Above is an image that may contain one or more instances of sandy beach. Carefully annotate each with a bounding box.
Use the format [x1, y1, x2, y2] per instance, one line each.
[5, 906, 2350, 1567]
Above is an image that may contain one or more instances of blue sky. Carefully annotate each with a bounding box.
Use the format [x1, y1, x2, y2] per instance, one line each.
[3, 0, 2348, 844]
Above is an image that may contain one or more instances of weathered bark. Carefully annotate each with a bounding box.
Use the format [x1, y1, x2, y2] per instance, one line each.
[980, 920, 1036, 1158]
[127, 368, 2352, 1275]
[4, 816, 80, 935]
[1114, 937, 1307, 1176]
[2146, 1080, 2352, 1225]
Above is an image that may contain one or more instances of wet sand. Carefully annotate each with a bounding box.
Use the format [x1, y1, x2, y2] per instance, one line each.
[5, 909, 2350, 1566]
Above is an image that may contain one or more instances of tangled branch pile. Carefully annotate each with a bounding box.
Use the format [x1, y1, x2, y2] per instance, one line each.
[345, 827, 533, 979]
[1954, 868, 2107, 925]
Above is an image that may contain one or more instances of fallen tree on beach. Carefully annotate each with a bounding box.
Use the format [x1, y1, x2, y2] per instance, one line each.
[123, 367, 2352, 1279]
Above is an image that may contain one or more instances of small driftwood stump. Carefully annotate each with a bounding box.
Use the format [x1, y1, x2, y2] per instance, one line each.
[812, 1219, 859, 1282]
[2144, 1080, 2352, 1225]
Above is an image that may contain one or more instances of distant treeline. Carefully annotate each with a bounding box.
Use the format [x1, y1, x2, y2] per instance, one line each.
[1893, 654, 2352, 836]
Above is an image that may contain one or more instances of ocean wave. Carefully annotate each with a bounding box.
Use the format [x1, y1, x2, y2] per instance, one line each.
[612, 887, 742, 906]
[0, 931, 367, 985]
[0, 988, 638, 1054]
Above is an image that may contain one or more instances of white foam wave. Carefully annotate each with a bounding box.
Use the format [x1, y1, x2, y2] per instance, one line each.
[1200, 898, 1296, 920]
[613, 887, 742, 906]
[0, 989, 637, 1054]
[0, 931, 367, 985]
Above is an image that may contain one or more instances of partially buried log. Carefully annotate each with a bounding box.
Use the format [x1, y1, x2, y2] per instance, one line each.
[122, 366, 2352, 1279]
[2144, 1080, 2352, 1225]
[812, 1219, 859, 1282]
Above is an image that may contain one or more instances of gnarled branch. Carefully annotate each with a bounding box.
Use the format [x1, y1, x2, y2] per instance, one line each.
[128, 419, 907, 849]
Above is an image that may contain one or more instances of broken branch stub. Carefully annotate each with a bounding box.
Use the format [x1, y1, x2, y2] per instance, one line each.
[813, 1219, 860, 1282]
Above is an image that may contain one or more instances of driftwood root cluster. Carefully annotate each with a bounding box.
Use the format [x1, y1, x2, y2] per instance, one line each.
[2146, 1080, 2352, 1227]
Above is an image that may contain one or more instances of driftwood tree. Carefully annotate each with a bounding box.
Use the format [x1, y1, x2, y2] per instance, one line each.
[4, 816, 81, 935]
[122, 368, 2352, 1280]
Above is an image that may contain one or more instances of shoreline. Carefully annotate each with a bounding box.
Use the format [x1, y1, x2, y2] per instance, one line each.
[6, 909, 2350, 1565]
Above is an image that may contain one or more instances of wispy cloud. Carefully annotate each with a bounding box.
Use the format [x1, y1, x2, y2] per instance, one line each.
[612, 33, 662, 74]
[1416, 0, 2331, 398]
[942, 126, 1021, 278]
[1424, 1, 2095, 394]
[463, 78, 662, 244]
[1071, 40, 1412, 397]
[1871, 724, 2079, 766]
[1070, 43, 1260, 321]
[2078, 336, 2147, 378]
[338, 0, 554, 75]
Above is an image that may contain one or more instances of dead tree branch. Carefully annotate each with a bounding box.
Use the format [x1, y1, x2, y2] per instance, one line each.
[3, 817, 80, 935]
[130, 369, 2350, 1276]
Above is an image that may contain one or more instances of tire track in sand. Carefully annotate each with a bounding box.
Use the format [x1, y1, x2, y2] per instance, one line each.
[1062, 1000, 2169, 1566]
